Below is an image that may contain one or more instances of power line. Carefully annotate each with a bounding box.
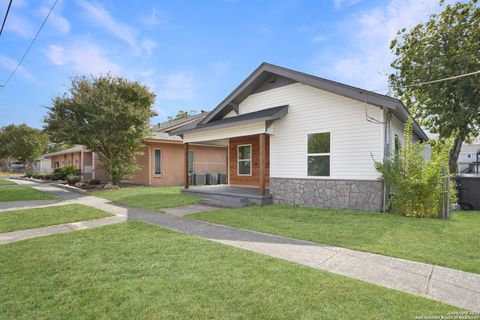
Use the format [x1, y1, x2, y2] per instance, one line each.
[0, 0, 13, 36]
[371, 69, 480, 93]
[400, 69, 480, 88]
[0, 0, 58, 92]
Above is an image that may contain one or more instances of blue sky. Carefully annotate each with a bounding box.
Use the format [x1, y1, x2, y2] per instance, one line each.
[0, 0, 448, 128]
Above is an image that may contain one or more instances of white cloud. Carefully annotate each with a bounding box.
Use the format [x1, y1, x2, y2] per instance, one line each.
[158, 72, 195, 101]
[75, 0, 154, 55]
[140, 68, 155, 78]
[37, 6, 70, 34]
[0, 54, 34, 81]
[141, 8, 167, 29]
[5, 14, 35, 38]
[312, 35, 327, 43]
[142, 39, 158, 56]
[313, 0, 453, 92]
[44, 45, 66, 65]
[334, 0, 362, 10]
[43, 42, 120, 75]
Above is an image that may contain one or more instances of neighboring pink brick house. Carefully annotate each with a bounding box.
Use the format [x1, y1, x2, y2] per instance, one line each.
[43, 115, 227, 185]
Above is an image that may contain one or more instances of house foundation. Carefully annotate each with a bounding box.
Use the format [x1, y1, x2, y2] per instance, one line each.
[270, 178, 383, 211]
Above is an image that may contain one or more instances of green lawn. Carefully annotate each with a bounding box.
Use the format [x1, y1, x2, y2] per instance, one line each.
[0, 186, 55, 201]
[92, 186, 200, 211]
[0, 179, 16, 186]
[0, 222, 458, 319]
[188, 205, 480, 274]
[0, 204, 112, 233]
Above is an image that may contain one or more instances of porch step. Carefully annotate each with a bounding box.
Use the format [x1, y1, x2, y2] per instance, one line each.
[183, 186, 273, 208]
[199, 195, 252, 208]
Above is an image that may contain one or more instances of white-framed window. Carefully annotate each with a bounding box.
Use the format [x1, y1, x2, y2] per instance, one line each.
[237, 144, 252, 176]
[188, 150, 194, 174]
[154, 149, 162, 175]
[394, 134, 400, 154]
[307, 132, 330, 176]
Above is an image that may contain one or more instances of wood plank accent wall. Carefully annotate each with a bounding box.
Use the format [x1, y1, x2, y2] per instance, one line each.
[229, 134, 270, 187]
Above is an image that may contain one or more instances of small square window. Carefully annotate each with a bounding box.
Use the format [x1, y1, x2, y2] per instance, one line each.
[308, 132, 330, 154]
[308, 156, 330, 176]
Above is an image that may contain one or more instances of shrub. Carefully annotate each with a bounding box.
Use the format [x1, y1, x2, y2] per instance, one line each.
[66, 174, 81, 185]
[51, 170, 64, 181]
[52, 166, 81, 181]
[60, 165, 81, 176]
[375, 119, 456, 218]
[88, 179, 101, 185]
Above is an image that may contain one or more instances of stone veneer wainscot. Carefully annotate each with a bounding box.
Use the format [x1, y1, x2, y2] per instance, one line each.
[270, 178, 384, 212]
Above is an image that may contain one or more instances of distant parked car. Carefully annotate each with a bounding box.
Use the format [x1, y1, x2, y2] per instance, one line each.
[10, 162, 25, 173]
[455, 174, 480, 210]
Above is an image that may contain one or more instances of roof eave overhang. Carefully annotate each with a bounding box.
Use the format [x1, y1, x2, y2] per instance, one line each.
[177, 107, 288, 135]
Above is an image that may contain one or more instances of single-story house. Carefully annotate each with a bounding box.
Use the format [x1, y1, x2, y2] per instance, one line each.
[32, 156, 52, 173]
[458, 139, 480, 173]
[43, 145, 100, 181]
[175, 62, 428, 211]
[43, 114, 227, 185]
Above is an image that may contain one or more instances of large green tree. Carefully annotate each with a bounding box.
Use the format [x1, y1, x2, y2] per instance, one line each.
[0, 124, 48, 173]
[390, 0, 480, 174]
[44, 75, 156, 185]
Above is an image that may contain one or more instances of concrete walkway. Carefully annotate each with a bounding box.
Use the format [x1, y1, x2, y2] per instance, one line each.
[1, 179, 479, 310]
[127, 208, 480, 311]
[0, 216, 126, 244]
[0, 179, 127, 244]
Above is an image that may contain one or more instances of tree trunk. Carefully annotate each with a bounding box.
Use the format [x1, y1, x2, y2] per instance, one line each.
[449, 137, 463, 175]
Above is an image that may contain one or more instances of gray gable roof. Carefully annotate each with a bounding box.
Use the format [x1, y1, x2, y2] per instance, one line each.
[173, 105, 288, 134]
[199, 62, 428, 141]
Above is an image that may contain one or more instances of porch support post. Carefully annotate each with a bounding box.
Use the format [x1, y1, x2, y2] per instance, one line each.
[259, 133, 266, 196]
[184, 143, 189, 189]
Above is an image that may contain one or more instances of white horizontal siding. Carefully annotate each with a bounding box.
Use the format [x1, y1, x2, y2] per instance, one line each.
[236, 83, 384, 180]
[391, 115, 406, 146]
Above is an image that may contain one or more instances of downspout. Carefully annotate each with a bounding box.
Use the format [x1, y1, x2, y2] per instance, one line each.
[382, 110, 392, 212]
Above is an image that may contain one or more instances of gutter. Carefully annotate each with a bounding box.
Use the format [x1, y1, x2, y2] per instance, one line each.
[382, 110, 392, 212]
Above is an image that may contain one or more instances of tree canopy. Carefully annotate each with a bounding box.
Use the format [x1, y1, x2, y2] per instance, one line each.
[390, 0, 480, 173]
[167, 109, 199, 121]
[0, 124, 48, 172]
[44, 74, 156, 185]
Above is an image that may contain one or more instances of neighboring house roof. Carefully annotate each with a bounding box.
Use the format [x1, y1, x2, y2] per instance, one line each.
[197, 62, 428, 140]
[154, 113, 207, 133]
[147, 113, 210, 142]
[146, 131, 183, 142]
[174, 105, 288, 134]
[43, 145, 87, 158]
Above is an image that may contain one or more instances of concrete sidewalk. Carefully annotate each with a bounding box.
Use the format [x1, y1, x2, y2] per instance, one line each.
[0, 216, 126, 244]
[1, 179, 479, 310]
[0, 179, 127, 244]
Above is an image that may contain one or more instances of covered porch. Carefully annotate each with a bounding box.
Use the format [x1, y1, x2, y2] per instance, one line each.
[181, 132, 271, 207]
[177, 105, 289, 206]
